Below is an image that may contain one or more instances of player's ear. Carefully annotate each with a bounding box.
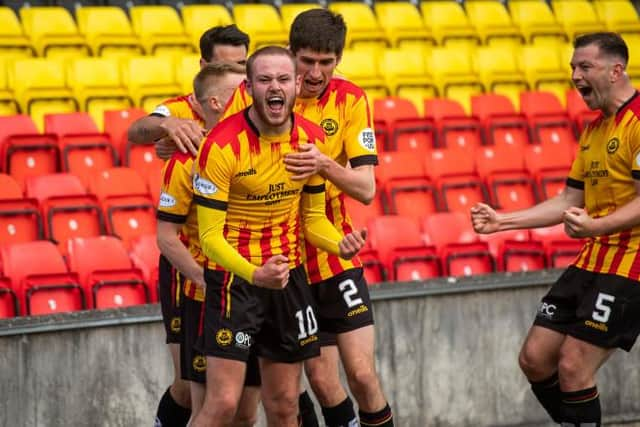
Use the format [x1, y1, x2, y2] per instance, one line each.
[295, 74, 302, 96]
[244, 77, 253, 97]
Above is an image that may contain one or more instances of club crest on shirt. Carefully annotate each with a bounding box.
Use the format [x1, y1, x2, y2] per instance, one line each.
[607, 137, 620, 154]
[320, 118, 339, 136]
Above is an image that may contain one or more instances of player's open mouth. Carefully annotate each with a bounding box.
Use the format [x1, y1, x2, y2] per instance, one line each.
[305, 79, 323, 90]
[577, 86, 593, 98]
[267, 95, 284, 113]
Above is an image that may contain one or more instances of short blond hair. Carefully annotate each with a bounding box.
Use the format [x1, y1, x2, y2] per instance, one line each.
[193, 61, 246, 106]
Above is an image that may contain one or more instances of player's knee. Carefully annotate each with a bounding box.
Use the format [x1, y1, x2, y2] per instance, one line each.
[518, 342, 549, 380]
[346, 364, 379, 396]
[262, 391, 298, 421]
[170, 380, 192, 408]
[558, 345, 590, 386]
[233, 411, 258, 427]
[205, 393, 241, 422]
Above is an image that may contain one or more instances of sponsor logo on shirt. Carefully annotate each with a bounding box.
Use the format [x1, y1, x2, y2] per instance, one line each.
[358, 128, 376, 152]
[159, 192, 177, 208]
[193, 174, 217, 195]
[152, 105, 171, 117]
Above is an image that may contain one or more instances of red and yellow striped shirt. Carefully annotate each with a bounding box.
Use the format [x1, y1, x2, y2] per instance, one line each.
[152, 93, 205, 127]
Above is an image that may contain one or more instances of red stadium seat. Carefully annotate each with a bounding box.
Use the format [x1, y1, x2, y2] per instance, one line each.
[103, 108, 147, 160]
[373, 97, 435, 152]
[368, 215, 441, 281]
[128, 233, 160, 302]
[530, 223, 584, 268]
[566, 89, 600, 134]
[0, 173, 43, 245]
[25, 173, 105, 247]
[358, 237, 387, 284]
[424, 98, 483, 149]
[478, 229, 545, 272]
[0, 115, 59, 189]
[145, 161, 163, 207]
[524, 143, 574, 200]
[343, 193, 385, 230]
[66, 236, 149, 309]
[421, 212, 494, 277]
[471, 94, 531, 148]
[520, 91, 577, 146]
[0, 277, 19, 318]
[425, 147, 488, 213]
[44, 112, 117, 186]
[0, 240, 84, 316]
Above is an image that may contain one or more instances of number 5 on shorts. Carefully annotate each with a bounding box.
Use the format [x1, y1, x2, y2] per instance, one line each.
[592, 292, 615, 323]
[296, 306, 318, 339]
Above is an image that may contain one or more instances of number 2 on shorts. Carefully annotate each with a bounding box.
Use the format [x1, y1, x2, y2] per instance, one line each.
[339, 279, 363, 308]
[592, 292, 615, 323]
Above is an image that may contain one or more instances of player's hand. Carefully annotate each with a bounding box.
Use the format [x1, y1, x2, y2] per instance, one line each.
[159, 117, 206, 156]
[339, 228, 367, 260]
[470, 203, 500, 234]
[563, 206, 598, 238]
[253, 255, 290, 289]
[284, 143, 328, 180]
[155, 136, 176, 160]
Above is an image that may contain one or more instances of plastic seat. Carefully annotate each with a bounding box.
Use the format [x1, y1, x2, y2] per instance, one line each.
[373, 1, 434, 49]
[145, 162, 163, 207]
[428, 47, 484, 113]
[88, 167, 156, 247]
[425, 147, 488, 213]
[520, 91, 576, 146]
[519, 45, 572, 104]
[524, 143, 573, 200]
[421, 212, 495, 277]
[566, 89, 600, 134]
[25, 173, 105, 248]
[551, 0, 607, 41]
[530, 223, 584, 268]
[76, 6, 143, 58]
[280, 4, 318, 30]
[424, 98, 483, 150]
[0, 115, 59, 188]
[357, 237, 387, 284]
[509, 0, 568, 45]
[465, 0, 524, 46]
[122, 56, 182, 112]
[328, 2, 388, 50]
[368, 215, 441, 281]
[343, 193, 385, 231]
[471, 94, 531, 148]
[593, 0, 640, 36]
[175, 54, 201, 94]
[103, 108, 148, 162]
[478, 229, 545, 272]
[181, 5, 233, 50]
[474, 46, 529, 109]
[233, 4, 287, 51]
[0, 7, 35, 58]
[0, 173, 43, 245]
[376, 152, 437, 218]
[20, 7, 90, 58]
[338, 49, 389, 101]
[44, 112, 117, 187]
[0, 277, 18, 318]
[67, 57, 134, 130]
[66, 236, 149, 309]
[128, 233, 160, 302]
[129, 5, 193, 55]
[421, 1, 481, 47]
[1, 240, 84, 316]
[373, 97, 435, 152]
[9, 58, 78, 131]
[0, 60, 19, 116]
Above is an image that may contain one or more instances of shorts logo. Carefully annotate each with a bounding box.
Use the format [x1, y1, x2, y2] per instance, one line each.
[170, 317, 181, 333]
[193, 174, 217, 195]
[607, 137, 619, 154]
[537, 302, 556, 318]
[152, 105, 171, 117]
[235, 331, 252, 349]
[358, 128, 376, 152]
[216, 328, 233, 346]
[320, 118, 339, 136]
[192, 355, 207, 372]
[347, 304, 369, 317]
[584, 320, 609, 332]
[159, 192, 176, 208]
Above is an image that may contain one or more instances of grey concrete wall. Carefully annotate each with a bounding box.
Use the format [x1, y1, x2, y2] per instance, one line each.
[1, 272, 640, 427]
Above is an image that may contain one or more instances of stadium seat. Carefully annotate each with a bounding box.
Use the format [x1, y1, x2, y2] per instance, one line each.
[122, 56, 182, 112]
[465, 0, 524, 46]
[508, 0, 568, 45]
[103, 108, 148, 162]
[66, 236, 149, 309]
[421, 212, 495, 277]
[551, 0, 607, 41]
[0, 7, 35, 58]
[76, 6, 143, 58]
[373, 1, 434, 49]
[44, 113, 117, 187]
[424, 147, 488, 213]
[181, 5, 233, 50]
[421, 1, 481, 47]
[524, 143, 574, 200]
[0, 60, 19, 116]
[129, 5, 193, 55]
[474, 46, 529, 109]
[338, 49, 389, 101]
[566, 89, 600, 134]
[343, 193, 385, 231]
[625, 34, 640, 85]
[145, 162, 163, 207]
[423, 98, 483, 150]
[0, 173, 43, 245]
[24, 173, 105, 248]
[593, 0, 640, 36]
[9, 58, 78, 131]
[128, 233, 160, 302]
[358, 237, 387, 284]
[519, 45, 573, 104]
[175, 54, 201, 94]
[373, 97, 435, 152]
[530, 223, 584, 268]
[470, 94, 531, 148]
[88, 167, 156, 247]
[478, 229, 545, 272]
[368, 215, 441, 281]
[0, 277, 18, 318]
[428, 47, 484, 113]
[233, 4, 287, 51]
[0, 115, 59, 188]
[19, 7, 90, 58]
[1, 240, 84, 316]
[281, 3, 319, 31]
[519, 91, 577, 146]
[376, 152, 438, 218]
[67, 57, 134, 130]
[329, 2, 388, 50]
[476, 145, 537, 211]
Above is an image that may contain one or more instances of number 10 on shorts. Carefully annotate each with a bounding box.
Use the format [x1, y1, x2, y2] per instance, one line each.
[296, 306, 318, 339]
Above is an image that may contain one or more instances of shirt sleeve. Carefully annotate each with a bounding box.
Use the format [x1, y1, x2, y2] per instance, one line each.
[156, 156, 193, 224]
[151, 101, 172, 118]
[342, 92, 378, 168]
[300, 174, 343, 256]
[630, 123, 640, 180]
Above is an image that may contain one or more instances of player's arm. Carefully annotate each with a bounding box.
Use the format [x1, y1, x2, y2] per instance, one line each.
[128, 114, 204, 157]
[156, 220, 205, 288]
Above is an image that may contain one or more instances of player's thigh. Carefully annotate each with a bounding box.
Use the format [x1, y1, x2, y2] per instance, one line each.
[159, 255, 183, 344]
[190, 381, 206, 417]
[305, 344, 341, 376]
[519, 325, 566, 368]
[204, 356, 247, 402]
[260, 357, 303, 403]
[558, 335, 615, 381]
[335, 325, 376, 375]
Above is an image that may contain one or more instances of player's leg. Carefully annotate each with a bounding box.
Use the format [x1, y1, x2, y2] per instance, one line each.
[180, 295, 207, 422]
[298, 388, 319, 427]
[260, 358, 303, 427]
[232, 351, 262, 427]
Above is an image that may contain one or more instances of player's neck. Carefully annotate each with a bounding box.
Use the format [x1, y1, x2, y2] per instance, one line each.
[247, 106, 292, 137]
[605, 85, 637, 117]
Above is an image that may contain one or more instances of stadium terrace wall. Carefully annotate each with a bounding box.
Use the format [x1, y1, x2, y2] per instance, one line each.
[2, 270, 640, 427]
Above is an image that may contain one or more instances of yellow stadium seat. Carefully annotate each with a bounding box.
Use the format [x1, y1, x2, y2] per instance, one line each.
[421, 1, 481, 47]
[121, 56, 182, 112]
[175, 54, 201, 94]
[0, 59, 18, 115]
[593, 0, 640, 36]
[67, 57, 133, 130]
[9, 58, 78, 130]
[373, 2, 435, 49]
[328, 2, 388, 50]
[465, 0, 524, 47]
[379, 47, 436, 114]
[508, 0, 568, 45]
[233, 4, 287, 52]
[429, 47, 485, 113]
[281, 4, 319, 32]
[519, 45, 572, 105]
[20, 7, 90, 59]
[76, 7, 143, 58]
[551, 0, 607, 41]
[0, 7, 35, 58]
[625, 34, 640, 85]
[181, 5, 233, 51]
[474, 46, 529, 108]
[338, 49, 389, 102]
[129, 6, 194, 56]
